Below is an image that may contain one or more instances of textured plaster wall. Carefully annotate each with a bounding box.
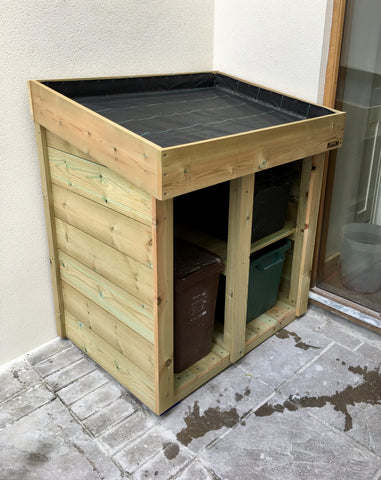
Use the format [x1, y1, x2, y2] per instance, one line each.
[214, 0, 333, 103]
[0, 0, 214, 365]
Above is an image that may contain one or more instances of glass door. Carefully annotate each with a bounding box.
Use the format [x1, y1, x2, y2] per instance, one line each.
[317, 0, 381, 314]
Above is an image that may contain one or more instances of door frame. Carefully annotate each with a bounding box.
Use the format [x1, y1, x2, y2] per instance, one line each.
[310, 0, 381, 333]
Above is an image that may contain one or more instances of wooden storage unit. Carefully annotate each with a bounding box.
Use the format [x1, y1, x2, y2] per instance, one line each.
[28, 72, 345, 414]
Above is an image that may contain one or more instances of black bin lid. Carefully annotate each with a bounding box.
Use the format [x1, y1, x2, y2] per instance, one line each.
[174, 238, 223, 281]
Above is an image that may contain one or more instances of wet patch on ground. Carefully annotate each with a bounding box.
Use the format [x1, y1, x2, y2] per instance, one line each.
[176, 401, 240, 446]
[255, 362, 381, 431]
[163, 442, 180, 460]
[276, 329, 320, 351]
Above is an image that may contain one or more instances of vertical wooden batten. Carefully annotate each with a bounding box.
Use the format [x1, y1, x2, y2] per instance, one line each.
[34, 123, 66, 337]
[152, 198, 174, 414]
[224, 174, 255, 362]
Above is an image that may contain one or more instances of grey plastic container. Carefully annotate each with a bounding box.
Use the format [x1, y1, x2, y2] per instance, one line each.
[341, 222, 381, 294]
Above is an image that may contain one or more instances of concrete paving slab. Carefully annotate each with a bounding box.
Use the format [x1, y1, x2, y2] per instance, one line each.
[0, 399, 121, 480]
[173, 460, 217, 480]
[43, 357, 96, 392]
[113, 425, 176, 474]
[159, 383, 242, 455]
[306, 306, 381, 350]
[33, 347, 84, 377]
[100, 409, 156, 455]
[83, 396, 138, 438]
[132, 441, 192, 480]
[293, 308, 364, 351]
[276, 343, 381, 454]
[0, 384, 55, 430]
[208, 364, 274, 415]
[70, 382, 123, 420]
[57, 369, 110, 405]
[0, 359, 42, 404]
[199, 406, 381, 480]
[26, 338, 71, 366]
[236, 323, 331, 388]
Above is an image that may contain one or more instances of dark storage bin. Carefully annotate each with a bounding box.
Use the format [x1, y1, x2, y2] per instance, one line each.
[215, 239, 291, 324]
[174, 239, 223, 373]
[174, 166, 295, 242]
[246, 239, 291, 321]
[251, 168, 294, 242]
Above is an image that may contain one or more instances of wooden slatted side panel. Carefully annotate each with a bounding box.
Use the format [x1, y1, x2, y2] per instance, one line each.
[47, 136, 152, 226]
[46, 133, 157, 410]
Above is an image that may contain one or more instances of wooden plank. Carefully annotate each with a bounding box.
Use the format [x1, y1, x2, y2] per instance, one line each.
[52, 183, 152, 267]
[293, 154, 326, 315]
[174, 353, 230, 403]
[250, 222, 296, 254]
[46, 130, 96, 163]
[33, 123, 66, 337]
[58, 251, 154, 343]
[56, 218, 154, 305]
[48, 146, 152, 225]
[152, 198, 174, 414]
[65, 311, 155, 411]
[188, 343, 229, 376]
[62, 281, 155, 376]
[289, 157, 313, 305]
[224, 174, 255, 361]
[28, 80, 162, 199]
[161, 112, 345, 198]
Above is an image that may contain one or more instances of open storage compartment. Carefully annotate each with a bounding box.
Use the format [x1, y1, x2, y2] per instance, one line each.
[28, 72, 345, 414]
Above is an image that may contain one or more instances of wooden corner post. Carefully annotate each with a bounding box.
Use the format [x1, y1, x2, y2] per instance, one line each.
[34, 123, 66, 337]
[152, 198, 174, 414]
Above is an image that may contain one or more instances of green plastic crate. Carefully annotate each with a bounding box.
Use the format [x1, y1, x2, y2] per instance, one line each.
[246, 239, 291, 322]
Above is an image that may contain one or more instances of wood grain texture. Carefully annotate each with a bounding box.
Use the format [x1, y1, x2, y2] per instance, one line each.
[66, 311, 155, 410]
[34, 123, 66, 337]
[62, 282, 154, 376]
[52, 183, 153, 267]
[48, 146, 152, 225]
[224, 174, 255, 362]
[29, 80, 162, 198]
[289, 157, 313, 305]
[56, 218, 154, 304]
[161, 113, 345, 198]
[58, 251, 154, 343]
[294, 154, 326, 315]
[152, 198, 174, 414]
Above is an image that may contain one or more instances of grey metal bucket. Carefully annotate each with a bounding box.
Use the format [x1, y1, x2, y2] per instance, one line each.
[341, 223, 381, 294]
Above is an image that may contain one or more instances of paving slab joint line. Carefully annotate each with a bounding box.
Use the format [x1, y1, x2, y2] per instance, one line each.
[103, 409, 162, 457]
[274, 340, 336, 393]
[305, 410, 381, 460]
[371, 465, 381, 480]
[352, 341, 365, 352]
[68, 383, 125, 422]
[33, 355, 93, 381]
[0, 393, 57, 433]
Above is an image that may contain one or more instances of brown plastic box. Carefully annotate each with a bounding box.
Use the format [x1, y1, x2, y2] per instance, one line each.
[174, 239, 223, 373]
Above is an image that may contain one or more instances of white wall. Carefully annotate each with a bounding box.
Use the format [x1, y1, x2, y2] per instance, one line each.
[214, 0, 333, 103]
[1, 0, 333, 365]
[0, 0, 214, 365]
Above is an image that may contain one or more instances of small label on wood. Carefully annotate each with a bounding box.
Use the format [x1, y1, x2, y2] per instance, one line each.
[327, 140, 340, 148]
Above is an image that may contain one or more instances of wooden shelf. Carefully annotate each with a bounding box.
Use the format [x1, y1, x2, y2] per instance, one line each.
[175, 222, 296, 276]
[250, 223, 296, 254]
[245, 297, 296, 354]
